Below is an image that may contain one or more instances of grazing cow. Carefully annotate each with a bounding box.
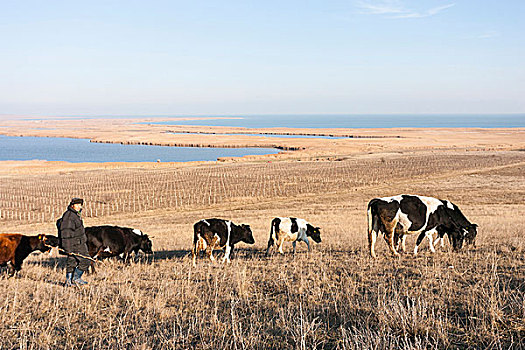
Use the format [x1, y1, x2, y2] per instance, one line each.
[265, 217, 322, 255]
[367, 194, 478, 258]
[430, 201, 478, 250]
[85, 226, 153, 262]
[192, 218, 255, 266]
[0, 233, 54, 275]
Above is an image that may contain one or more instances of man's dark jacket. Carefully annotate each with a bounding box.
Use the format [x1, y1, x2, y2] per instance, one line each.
[59, 207, 87, 252]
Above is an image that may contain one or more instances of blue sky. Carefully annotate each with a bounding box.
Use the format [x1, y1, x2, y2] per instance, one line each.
[0, 0, 523, 116]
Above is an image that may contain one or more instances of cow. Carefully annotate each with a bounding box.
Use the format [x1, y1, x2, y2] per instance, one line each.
[265, 217, 322, 256]
[0, 233, 55, 276]
[192, 218, 255, 266]
[367, 194, 478, 258]
[85, 226, 153, 263]
[429, 201, 478, 250]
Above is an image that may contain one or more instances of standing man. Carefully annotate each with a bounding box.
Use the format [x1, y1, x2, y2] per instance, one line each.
[59, 198, 90, 286]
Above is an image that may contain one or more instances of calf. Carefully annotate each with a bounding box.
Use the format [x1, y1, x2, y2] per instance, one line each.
[433, 201, 478, 249]
[86, 226, 153, 262]
[192, 218, 255, 266]
[367, 194, 477, 258]
[0, 234, 52, 275]
[265, 217, 321, 255]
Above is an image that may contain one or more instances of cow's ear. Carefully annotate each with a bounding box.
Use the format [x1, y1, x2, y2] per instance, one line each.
[38, 234, 45, 240]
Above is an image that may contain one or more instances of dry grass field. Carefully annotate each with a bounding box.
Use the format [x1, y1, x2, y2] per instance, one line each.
[1, 150, 524, 349]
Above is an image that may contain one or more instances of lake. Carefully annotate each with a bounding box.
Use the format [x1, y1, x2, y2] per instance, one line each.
[145, 114, 525, 128]
[0, 136, 279, 163]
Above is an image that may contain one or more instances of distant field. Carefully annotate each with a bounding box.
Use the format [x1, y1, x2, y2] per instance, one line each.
[0, 149, 524, 349]
[1, 151, 523, 222]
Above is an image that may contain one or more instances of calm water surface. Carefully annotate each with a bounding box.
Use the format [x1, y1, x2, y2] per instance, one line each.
[0, 136, 279, 163]
[146, 114, 525, 128]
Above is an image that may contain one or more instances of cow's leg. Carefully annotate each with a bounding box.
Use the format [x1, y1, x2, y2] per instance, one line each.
[222, 245, 232, 264]
[434, 227, 447, 249]
[425, 229, 437, 253]
[292, 241, 297, 255]
[393, 236, 400, 251]
[369, 229, 378, 258]
[121, 252, 133, 264]
[193, 235, 207, 266]
[433, 236, 445, 250]
[92, 247, 103, 261]
[8, 261, 16, 277]
[384, 222, 400, 257]
[133, 248, 141, 262]
[400, 235, 407, 253]
[393, 225, 406, 253]
[393, 226, 401, 251]
[304, 237, 311, 252]
[368, 214, 379, 258]
[414, 232, 426, 255]
[193, 227, 202, 267]
[428, 235, 436, 253]
[206, 244, 215, 262]
[265, 238, 274, 256]
[433, 237, 440, 249]
[277, 237, 285, 255]
[86, 250, 97, 274]
[12, 256, 24, 276]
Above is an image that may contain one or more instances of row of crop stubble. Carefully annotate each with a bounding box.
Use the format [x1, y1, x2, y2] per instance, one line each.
[0, 152, 523, 224]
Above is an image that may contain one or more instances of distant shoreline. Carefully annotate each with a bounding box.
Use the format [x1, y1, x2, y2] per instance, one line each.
[0, 117, 524, 170]
[1, 113, 524, 128]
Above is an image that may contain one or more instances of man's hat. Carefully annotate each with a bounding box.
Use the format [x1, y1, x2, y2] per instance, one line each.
[70, 198, 84, 205]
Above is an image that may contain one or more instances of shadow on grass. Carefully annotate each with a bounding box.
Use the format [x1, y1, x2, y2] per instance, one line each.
[24, 246, 323, 273]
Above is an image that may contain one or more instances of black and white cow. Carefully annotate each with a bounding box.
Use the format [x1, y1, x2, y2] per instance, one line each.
[86, 225, 153, 262]
[265, 217, 321, 255]
[367, 195, 477, 257]
[192, 218, 255, 266]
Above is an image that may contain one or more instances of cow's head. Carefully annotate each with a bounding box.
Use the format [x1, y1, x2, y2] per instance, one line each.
[448, 223, 478, 251]
[240, 224, 255, 244]
[45, 235, 60, 247]
[34, 234, 53, 253]
[306, 224, 322, 243]
[130, 228, 153, 254]
[463, 224, 478, 246]
[139, 235, 153, 254]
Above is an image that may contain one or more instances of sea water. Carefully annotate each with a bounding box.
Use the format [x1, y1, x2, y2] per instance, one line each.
[145, 114, 525, 128]
[0, 136, 279, 163]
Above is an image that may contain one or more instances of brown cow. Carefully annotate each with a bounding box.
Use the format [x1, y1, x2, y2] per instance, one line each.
[192, 219, 254, 266]
[0, 234, 54, 276]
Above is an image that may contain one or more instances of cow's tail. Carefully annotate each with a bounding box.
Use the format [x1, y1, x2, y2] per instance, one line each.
[367, 199, 380, 258]
[265, 218, 278, 256]
[192, 222, 202, 266]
